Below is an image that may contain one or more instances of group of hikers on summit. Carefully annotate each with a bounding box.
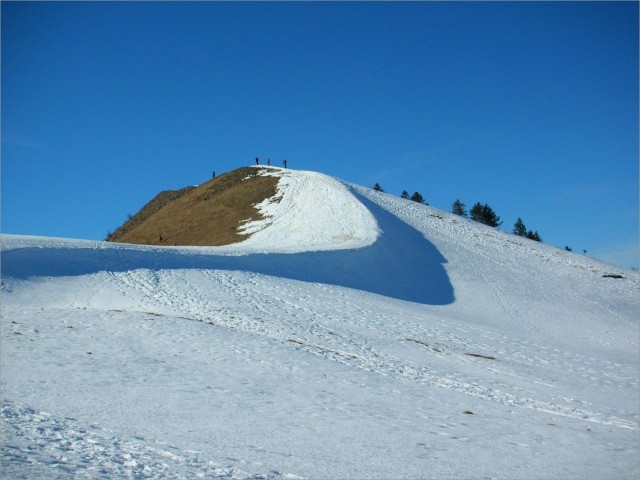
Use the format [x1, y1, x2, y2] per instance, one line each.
[212, 157, 289, 179]
[255, 157, 287, 168]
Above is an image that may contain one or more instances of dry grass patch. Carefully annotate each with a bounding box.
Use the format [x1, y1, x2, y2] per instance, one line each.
[108, 167, 279, 246]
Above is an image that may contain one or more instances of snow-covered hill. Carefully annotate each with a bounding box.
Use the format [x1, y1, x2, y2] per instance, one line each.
[2, 167, 638, 479]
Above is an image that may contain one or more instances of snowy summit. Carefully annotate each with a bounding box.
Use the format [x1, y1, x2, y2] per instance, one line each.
[1, 167, 639, 479]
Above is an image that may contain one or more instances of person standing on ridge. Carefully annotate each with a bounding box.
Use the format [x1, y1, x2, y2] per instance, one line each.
[283, 159, 288, 168]
[255, 157, 259, 165]
[267, 158, 271, 166]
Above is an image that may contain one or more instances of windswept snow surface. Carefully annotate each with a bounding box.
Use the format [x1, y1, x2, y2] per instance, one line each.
[2, 170, 639, 479]
[238, 167, 380, 253]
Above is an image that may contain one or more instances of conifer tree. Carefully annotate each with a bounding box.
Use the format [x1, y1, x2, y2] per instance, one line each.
[513, 218, 542, 242]
[526, 230, 542, 242]
[373, 182, 384, 192]
[452, 199, 467, 217]
[470, 202, 502, 227]
[401, 190, 409, 200]
[470, 203, 482, 223]
[410, 192, 426, 204]
[513, 218, 527, 237]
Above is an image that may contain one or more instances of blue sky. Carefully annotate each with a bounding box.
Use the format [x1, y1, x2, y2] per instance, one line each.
[2, 1, 638, 268]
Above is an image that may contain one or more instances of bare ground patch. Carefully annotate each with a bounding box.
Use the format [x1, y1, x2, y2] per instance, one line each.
[107, 167, 279, 246]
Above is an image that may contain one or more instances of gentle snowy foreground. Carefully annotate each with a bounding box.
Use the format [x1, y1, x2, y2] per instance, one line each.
[2, 167, 639, 479]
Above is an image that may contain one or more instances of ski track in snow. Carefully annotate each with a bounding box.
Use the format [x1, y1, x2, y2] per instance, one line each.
[104, 268, 638, 430]
[2, 168, 639, 478]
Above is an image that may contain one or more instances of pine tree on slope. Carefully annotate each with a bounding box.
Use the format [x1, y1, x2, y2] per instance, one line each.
[470, 202, 502, 227]
[526, 230, 542, 242]
[410, 192, 426, 204]
[513, 218, 527, 237]
[452, 199, 467, 217]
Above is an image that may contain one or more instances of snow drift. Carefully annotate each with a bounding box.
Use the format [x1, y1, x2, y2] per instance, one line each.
[238, 167, 380, 252]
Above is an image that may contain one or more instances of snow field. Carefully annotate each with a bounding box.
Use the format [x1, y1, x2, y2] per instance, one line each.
[1, 167, 639, 478]
[2, 401, 288, 480]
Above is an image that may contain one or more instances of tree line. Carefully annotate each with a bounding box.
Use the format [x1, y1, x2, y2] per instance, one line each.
[452, 198, 541, 242]
[373, 182, 549, 245]
[374, 183, 428, 206]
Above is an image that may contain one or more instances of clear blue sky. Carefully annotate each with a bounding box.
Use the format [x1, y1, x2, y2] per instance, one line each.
[2, 1, 638, 268]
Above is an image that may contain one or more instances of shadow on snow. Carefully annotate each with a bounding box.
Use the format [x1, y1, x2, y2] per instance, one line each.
[2, 193, 454, 305]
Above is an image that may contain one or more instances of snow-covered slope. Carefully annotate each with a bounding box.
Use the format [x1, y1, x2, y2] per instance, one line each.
[238, 167, 380, 252]
[1, 168, 638, 479]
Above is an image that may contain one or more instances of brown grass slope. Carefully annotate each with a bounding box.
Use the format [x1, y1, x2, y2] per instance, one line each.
[107, 167, 279, 246]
